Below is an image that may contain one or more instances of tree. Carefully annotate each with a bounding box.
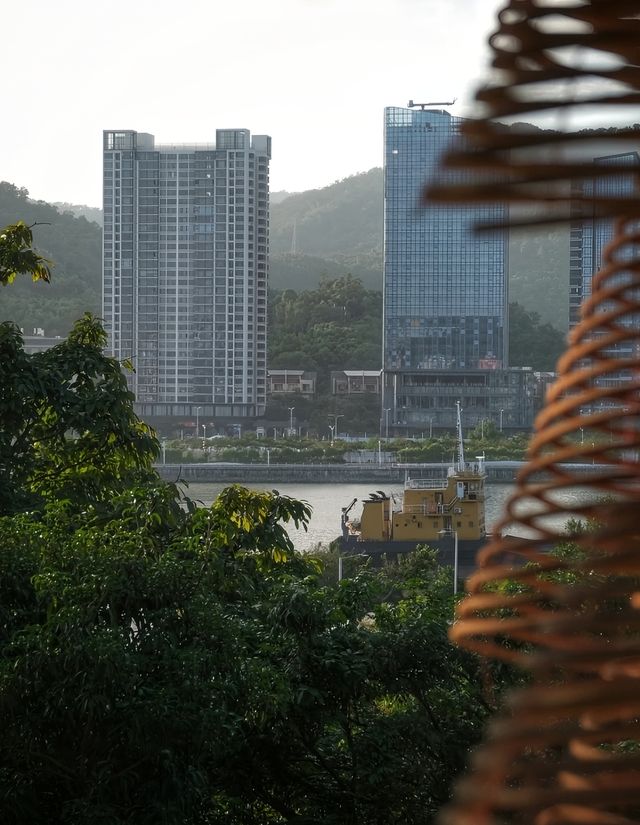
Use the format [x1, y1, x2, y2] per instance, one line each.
[0, 192, 102, 335]
[0, 221, 498, 823]
[0, 314, 158, 515]
[0, 495, 494, 824]
[508, 301, 566, 371]
[268, 276, 383, 394]
[0, 220, 52, 285]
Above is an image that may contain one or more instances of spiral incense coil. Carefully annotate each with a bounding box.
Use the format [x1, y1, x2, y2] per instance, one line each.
[425, 0, 640, 229]
[440, 216, 640, 824]
[423, 2, 640, 824]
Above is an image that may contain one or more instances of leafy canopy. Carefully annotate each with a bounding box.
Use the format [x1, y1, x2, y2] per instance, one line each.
[0, 220, 51, 285]
[0, 219, 499, 824]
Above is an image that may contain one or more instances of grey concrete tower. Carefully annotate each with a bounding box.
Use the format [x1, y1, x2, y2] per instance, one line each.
[102, 128, 271, 421]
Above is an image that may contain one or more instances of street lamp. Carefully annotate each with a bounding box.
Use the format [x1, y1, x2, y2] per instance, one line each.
[384, 408, 391, 440]
[288, 406, 295, 434]
[195, 406, 202, 437]
[202, 423, 207, 440]
[429, 418, 433, 439]
[499, 409, 504, 432]
[439, 529, 459, 595]
[161, 438, 167, 465]
[329, 423, 335, 446]
[329, 414, 344, 441]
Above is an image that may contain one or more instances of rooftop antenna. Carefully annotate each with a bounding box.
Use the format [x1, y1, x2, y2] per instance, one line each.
[408, 98, 457, 110]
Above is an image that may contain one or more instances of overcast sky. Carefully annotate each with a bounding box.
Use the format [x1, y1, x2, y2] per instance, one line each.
[3, 0, 503, 206]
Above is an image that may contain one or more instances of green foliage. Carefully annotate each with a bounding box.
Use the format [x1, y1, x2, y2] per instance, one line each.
[0, 216, 502, 824]
[509, 301, 566, 371]
[0, 313, 158, 514]
[0, 507, 494, 823]
[270, 251, 382, 292]
[0, 184, 101, 334]
[0, 220, 51, 285]
[269, 275, 382, 390]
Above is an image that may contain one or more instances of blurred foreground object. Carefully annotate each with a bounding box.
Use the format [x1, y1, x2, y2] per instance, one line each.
[426, 2, 640, 824]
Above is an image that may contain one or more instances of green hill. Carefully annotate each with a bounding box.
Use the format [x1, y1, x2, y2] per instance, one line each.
[0, 183, 102, 336]
[270, 168, 383, 257]
[53, 202, 103, 226]
[269, 169, 384, 292]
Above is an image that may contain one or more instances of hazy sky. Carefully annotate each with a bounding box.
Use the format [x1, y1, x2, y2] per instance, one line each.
[3, 0, 503, 207]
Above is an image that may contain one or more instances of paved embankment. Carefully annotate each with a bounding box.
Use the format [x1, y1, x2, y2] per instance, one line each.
[155, 462, 529, 484]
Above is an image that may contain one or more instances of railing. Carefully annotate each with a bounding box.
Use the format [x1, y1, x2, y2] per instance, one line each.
[405, 477, 448, 490]
[401, 496, 461, 516]
[402, 504, 436, 515]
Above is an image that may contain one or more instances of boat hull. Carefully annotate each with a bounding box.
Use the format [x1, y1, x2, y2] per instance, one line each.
[336, 535, 488, 579]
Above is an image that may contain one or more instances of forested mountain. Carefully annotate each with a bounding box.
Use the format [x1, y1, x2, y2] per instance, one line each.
[270, 190, 292, 205]
[270, 169, 383, 257]
[0, 183, 101, 335]
[53, 201, 103, 226]
[270, 169, 384, 292]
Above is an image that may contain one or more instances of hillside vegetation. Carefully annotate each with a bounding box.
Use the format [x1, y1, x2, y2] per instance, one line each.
[0, 183, 101, 335]
[270, 169, 384, 292]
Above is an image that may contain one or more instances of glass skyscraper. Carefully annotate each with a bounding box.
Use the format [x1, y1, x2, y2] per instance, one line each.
[383, 106, 526, 431]
[102, 128, 271, 423]
[384, 106, 507, 372]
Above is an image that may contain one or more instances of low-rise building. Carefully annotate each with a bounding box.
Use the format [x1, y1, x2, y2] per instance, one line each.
[385, 366, 537, 433]
[267, 370, 317, 397]
[331, 370, 382, 396]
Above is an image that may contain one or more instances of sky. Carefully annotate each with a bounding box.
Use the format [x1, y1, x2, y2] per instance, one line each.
[3, 0, 504, 207]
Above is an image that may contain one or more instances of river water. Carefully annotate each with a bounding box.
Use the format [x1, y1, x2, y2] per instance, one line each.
[185, 481, 595, 552]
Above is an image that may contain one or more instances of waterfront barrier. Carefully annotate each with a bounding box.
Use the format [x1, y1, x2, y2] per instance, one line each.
[154, 461, 605, 485]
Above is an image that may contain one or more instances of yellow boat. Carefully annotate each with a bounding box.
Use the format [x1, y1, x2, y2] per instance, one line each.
[339, 402, 487, 574]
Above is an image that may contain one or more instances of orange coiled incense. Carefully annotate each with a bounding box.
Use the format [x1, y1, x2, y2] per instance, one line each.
[425, 2, 640, 824]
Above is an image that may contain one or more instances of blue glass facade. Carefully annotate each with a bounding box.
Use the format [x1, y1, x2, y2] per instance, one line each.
[382, 107, 527, 432]
[383, 107, 507, 372]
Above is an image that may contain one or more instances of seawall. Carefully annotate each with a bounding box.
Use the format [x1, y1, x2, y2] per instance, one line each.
[155, 462, 527, 484]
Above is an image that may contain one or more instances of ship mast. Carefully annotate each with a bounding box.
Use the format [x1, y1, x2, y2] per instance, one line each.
[456, 400, 465, 471]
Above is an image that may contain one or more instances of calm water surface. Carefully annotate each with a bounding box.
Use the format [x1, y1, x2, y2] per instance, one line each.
[185, 481, 596, 551]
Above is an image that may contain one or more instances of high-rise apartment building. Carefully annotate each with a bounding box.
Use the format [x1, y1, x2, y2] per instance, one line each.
[569, 150, 640, 402]
[383, 105, 534, 432]
[102, 128, 271, 423]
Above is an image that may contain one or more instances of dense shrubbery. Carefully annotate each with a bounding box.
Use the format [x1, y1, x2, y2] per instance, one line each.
[0, 222, 502, 824]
